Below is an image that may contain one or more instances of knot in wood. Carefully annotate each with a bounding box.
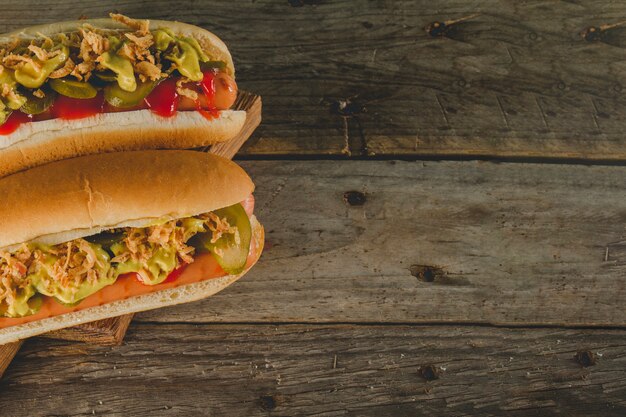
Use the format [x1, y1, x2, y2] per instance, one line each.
[259, 395, 277, 410]
[581, 26, 602, 42]
[287, 0, 321, 7]
[330, 98, 366, 117]
[574, 351, 597, 367]
[410, 265, 443, 283]
[426, 21, 448, 37]
[419, 365, 440, 381]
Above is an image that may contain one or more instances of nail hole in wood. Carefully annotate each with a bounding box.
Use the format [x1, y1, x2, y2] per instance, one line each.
[581, 26, 601, 41]
[259, 395, 277, 411]
[574, 351, 597, 367]
[287, 0, 321, 6]
[419, 365, 440, 381]
[410, 265, 440, 282]
[329, 98, 365, 117]
[426, 21, 448, 37]
[344, 191, 366, 206]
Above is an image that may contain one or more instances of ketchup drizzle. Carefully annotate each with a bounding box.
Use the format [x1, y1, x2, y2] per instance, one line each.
[144, 77, 179, 117]
[0, 70, 221, 134]
[52, 93, 105, 120]
[0, 111, 32, 135]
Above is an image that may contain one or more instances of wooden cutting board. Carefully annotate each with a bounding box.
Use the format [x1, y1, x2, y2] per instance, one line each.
[0, 91, 262, 377]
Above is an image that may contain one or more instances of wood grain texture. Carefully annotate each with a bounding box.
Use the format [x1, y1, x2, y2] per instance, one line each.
[0, 342, 21, 379]
[1, 1, 626, 158]
[42, 315, 133, 346]
[131, 159, 626, 327]
[1, 324, 626, 416]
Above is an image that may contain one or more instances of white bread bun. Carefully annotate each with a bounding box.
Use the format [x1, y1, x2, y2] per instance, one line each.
[0, 110, 246, 179]
[0, 17, 244, 178]
[0, 215, 264, 344]
[0, 150, 255, 250]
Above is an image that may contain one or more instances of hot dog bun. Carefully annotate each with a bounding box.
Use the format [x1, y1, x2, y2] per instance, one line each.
[0, 110, 246, 179]
[0, 150, 254, 250]
[0, 17, 246, 178]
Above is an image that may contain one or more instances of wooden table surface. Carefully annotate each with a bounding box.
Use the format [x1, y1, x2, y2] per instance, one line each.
[2, 1, 626, 416]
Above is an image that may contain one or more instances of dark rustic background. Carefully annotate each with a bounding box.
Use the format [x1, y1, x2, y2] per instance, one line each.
[1, 1, 626, 416]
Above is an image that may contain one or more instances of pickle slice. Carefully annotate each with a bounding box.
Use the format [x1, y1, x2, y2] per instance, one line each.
[190, 203, 252, 275]
[84, 231, 125, 250]
[94, 71, 118, 82]
[49, 78, 98, 99]
[20, 88, 57, 115]
[201, 61, 227, 71]
[104, 79, 158, 108]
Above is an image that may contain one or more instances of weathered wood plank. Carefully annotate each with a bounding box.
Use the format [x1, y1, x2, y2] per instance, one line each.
[42, 315, 133, 346]
[133, 160, 626, 326]
[2, 1, 626, 158]
[0, 342, 21, 379]
[1, 324, 626, 416]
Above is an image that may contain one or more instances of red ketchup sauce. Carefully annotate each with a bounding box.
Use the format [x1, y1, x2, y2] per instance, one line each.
[0, 111, 32, 135]
[195, 71, 220, 120]
[0, 70, 223, 134]
[144, 77, 179, 117]
[52, 93, 105, 120]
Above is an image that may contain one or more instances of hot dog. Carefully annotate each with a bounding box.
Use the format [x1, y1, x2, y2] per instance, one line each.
[0, 14, 246, 178]
[0, 150, 264, 343]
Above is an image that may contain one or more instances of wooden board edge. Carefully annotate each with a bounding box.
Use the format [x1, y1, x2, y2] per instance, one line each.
[0, 341, 22, 379]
